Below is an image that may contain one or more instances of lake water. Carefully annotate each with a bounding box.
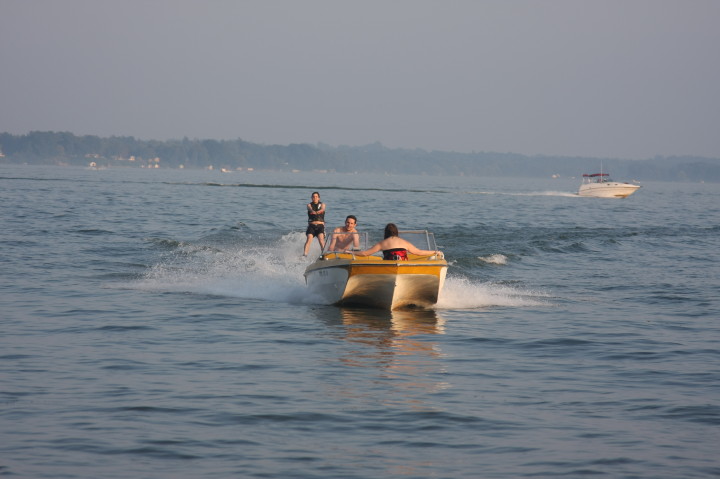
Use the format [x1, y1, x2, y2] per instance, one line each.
[1, 164, 719, 478]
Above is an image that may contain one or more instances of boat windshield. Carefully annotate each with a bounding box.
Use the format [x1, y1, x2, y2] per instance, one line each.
[398, 230, 438, 251]
[320, 230, 438, 255]
[582, 173, 614, 184]
[321, 231, 369, 254]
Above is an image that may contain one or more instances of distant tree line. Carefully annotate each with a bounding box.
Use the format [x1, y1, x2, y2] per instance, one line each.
[1, 130, 719, 182]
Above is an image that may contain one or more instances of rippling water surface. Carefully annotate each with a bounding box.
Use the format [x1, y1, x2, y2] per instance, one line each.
[1, 165, 719, 478]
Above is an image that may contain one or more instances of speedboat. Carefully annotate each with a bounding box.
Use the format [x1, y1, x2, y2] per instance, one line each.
[578, 173, 640, 198]
[304, 230, 447, 310]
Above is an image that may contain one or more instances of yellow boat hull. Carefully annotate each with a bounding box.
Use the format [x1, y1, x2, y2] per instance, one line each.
[304, 253, 447, 310]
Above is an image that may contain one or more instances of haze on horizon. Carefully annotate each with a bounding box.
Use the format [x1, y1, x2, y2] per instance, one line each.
[1, 0, 719, 160]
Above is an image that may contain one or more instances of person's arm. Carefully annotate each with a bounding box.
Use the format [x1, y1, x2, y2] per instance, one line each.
[352, 233, 360, 249]
[353, 242, 382, 256]
[410, 248, 437, 256]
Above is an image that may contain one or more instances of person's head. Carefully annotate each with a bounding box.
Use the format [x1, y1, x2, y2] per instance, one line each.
[311, 192, 320, 203]
[384, 223, 398, 239]
[345, 215, 357, 231]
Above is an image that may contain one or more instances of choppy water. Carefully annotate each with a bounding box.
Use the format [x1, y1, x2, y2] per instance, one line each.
[2, 164, 719, 478]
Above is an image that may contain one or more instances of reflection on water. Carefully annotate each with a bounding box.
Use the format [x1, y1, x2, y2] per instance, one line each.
[339, 307, 446, 364]
[315, 307, 451, 409]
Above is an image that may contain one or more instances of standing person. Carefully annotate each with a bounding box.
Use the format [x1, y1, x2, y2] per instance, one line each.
[303, 191, 326, 256]
[354, 223, 437, 260]
[328, 215, 360, 251]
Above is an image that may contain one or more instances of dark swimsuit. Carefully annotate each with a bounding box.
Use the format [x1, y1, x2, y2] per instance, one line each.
[306, 223, 325, 236]
[383, 248, 408, 261]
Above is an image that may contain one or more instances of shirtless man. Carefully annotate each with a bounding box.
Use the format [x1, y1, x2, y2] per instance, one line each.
[328, 215, 360, 252]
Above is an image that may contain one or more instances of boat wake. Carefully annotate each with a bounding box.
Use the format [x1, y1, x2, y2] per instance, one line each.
[518, 191, 578, 197]
[135, 232, 312, 304]
[131, 232, 547, 310]
[437, 276, 549, 309]
[464, 190, 578, 198]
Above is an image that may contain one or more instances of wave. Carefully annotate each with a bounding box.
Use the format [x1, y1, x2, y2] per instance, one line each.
[517, 191, 579, 197]
[437, 276, 550, 309]
[478, 254, 508, 265]
[145, 237, 224, 253]
[166, 181, 448, 195]
[462, 190, 578, 197]
[135, 232, 312, 303]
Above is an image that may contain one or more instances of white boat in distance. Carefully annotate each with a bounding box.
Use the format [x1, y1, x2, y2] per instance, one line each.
[578, 173, 641, 198]
[304, 230, 447, 310]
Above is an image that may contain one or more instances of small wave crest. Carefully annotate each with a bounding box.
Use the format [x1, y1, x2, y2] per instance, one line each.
[478, 254, 508, 265]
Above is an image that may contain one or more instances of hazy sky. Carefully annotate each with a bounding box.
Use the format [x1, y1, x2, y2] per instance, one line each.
[2, 0, 719, 159]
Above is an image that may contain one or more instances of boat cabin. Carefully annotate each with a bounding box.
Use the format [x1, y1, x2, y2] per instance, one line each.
[582, 173, 613, 184]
